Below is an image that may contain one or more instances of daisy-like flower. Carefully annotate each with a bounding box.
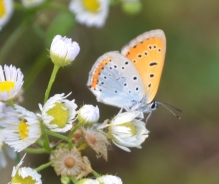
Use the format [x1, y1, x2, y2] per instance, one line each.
[0, 0, 13, 29]
[78, 105, 99, 124]
[69, 0, 109, 28]
[3, 105, 41, 152]
[81, 126, 110, 160]
[0, 65, 24, 101]
[97, 175, 123, 184]
[39, 93, 77, 132]
[10, 155, 42, 184]
[0, 128, 17, 169]
[77, 178, 99, 184]
[21, 0, 45, 8]
[51, 147, 84, 176]
[50, 35, 80, 67]
[102, 111, 149, 152]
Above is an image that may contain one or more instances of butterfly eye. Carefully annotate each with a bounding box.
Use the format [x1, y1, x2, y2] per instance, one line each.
[150, 100, 158, 110]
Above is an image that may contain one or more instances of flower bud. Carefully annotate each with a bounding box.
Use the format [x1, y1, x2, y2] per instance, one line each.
[50, 35, 80, 67]
[122, 1, 142, 15]
[78, 105, 99, 124]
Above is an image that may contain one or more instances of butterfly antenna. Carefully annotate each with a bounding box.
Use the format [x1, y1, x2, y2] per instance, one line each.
[157, 102, 181, 120]
[160, 101, 182, 112]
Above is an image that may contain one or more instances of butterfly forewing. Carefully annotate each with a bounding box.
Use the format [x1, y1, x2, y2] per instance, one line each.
[121, 29, 166, 104]
[87, 51, 145, 109]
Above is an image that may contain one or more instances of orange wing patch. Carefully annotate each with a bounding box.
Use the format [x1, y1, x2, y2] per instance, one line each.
[125, 37, 166, 103]
[90, 57, 112, 89]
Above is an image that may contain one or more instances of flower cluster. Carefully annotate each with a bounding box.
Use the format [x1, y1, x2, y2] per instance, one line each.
[0, 34, 150, 183]
[0, 0, 143, 29]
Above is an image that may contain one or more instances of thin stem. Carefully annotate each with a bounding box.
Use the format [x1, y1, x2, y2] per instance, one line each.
[69, 176, 78, 183]
[92, 170, 100, 178]
[44, 129, 69, 141]
[67, 122, 83, 150]
[44, 64, 60, 104]
[41, 123, 51, 151]
[68, 122, 83, 140]
[24, 148, 49, 154]
[7, 99, 15, 109]
[36, 139, 44, 147]
[35, 161, 52, 172]
[77, 142, 88, 151]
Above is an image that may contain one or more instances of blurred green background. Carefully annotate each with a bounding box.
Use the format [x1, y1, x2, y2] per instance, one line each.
[1, 0, 219, 183]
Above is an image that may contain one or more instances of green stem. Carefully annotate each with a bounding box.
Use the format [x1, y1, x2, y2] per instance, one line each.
[35, 161, 52, 172]
[92, 170, 100, 178]
[44, 64, 60, 103]
[44, 129, 69, 141]
[41, 123, 51, 151]
[24, 148, 49, 154]
[0, 25, 26, 63]
[69, 176, 78, 183]
[36, 139, 44, 147]
[7, 99, 15, 109]
[68, 122, 83, 140]
[67, 122, 83, 150]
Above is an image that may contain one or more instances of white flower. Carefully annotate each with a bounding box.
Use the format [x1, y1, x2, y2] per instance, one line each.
[3, 105, 41, 152]
[104, 111, 149, 152]
[50, 35, 80, 67]
[39, 93, 77, 132]
[10, 154, 42, 184]
[0, 128, 17, 169]
[0, 0, 13, 29]
[21, 0, 45, 8]
[78, 105, 99, 124]
[69, 0, 109, 28]
[77, 179, 99, 184]
[97, 175, 123, 184]
[0, 65, 23, 101]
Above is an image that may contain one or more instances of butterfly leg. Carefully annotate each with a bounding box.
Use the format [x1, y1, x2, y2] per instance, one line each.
[145, 112, 152, 123]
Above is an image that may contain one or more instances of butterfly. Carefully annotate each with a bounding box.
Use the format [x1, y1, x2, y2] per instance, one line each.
[87, 29, 166, 121]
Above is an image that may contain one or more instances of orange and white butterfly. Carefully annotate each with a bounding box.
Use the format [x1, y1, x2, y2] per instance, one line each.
[87, 29, 166, 120]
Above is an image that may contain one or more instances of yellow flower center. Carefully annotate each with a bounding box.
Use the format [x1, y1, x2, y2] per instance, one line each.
[19, 120, 29, 140]
[0, 81, 15, 94]
[82, 0, 100, 13]
[11, 170, 37, 184]
[47, 102, 69, 128]
[0, 0, 6, 18]
[120, 121, 136, 135]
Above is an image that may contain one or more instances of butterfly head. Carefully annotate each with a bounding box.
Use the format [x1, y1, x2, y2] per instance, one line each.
[149, 100, 158, 111]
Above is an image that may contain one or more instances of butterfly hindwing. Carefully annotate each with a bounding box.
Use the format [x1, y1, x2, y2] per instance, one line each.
[121, 29, 166, 104]
[87, 51, 145, 109]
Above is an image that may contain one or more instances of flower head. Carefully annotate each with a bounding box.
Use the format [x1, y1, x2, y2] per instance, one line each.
[78, 105, 99, 124]
[51, 147, 84, 176]
[10, 155, 42, 184]
[82, 126, 110, 160]
[0, 0, 13, 29]
[77, 178, 99, 184]
[104, 111, 149, 152]
[21, 0, 45, 8]
[69, 0, 109, 28]
[3, 105, 41, 152]
[0, 128, 17, 169]
[50, 35, 80, 67]
[97, 175, 123, 184]
[0, 65, 23, 101]
[39, 93, 77, 132]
